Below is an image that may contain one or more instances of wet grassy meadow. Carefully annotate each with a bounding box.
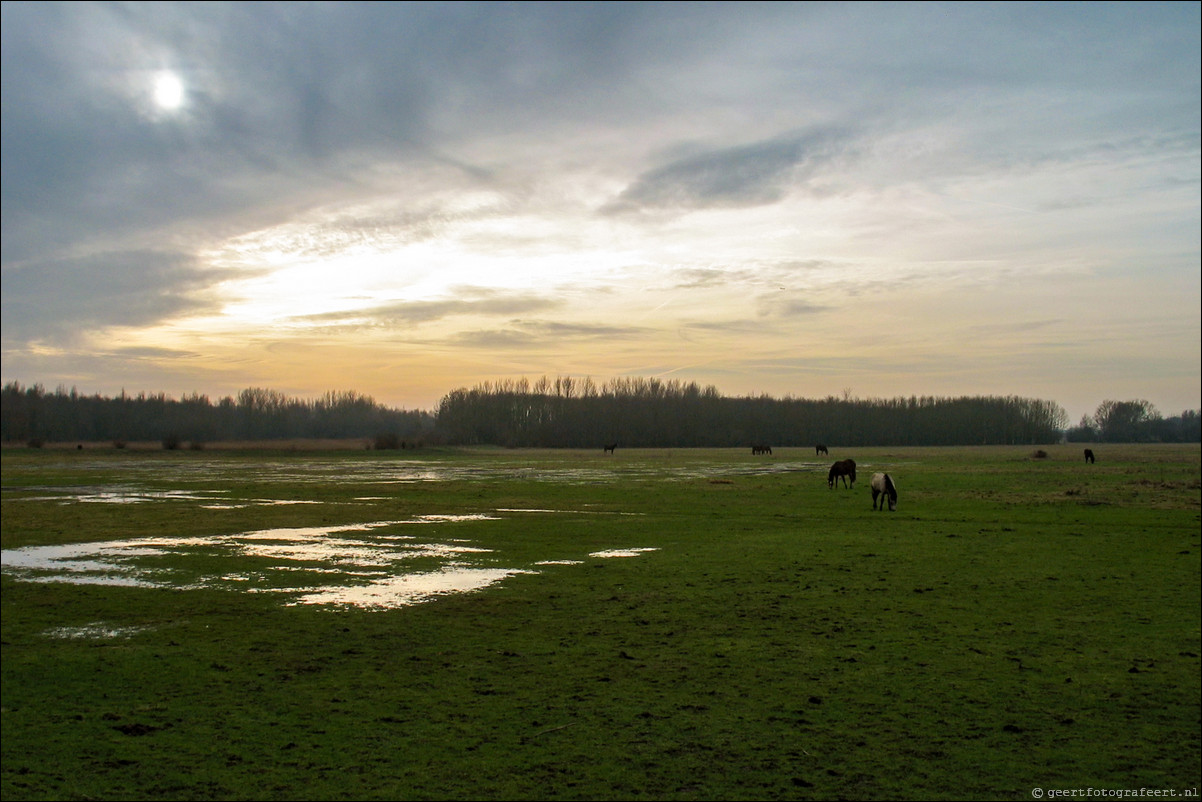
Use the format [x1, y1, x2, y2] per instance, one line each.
[2, 443, 1199, 800]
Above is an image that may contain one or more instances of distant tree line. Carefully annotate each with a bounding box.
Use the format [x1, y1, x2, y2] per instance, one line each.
[1, 383, 434, 446]
[4, 378, 1197, 448]
[435, 376, 1074, 447]
[1065, 399, 1201, 443]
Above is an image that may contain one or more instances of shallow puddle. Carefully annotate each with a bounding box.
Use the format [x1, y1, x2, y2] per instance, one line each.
[43, 622, 154, 639]
[5, 456, 824, 492]
[15, 488, 228, 504]
[8, 487, 336, 508]
[1, 511, 659, 611]
[589, 548, 660, 558]
[286, 566, 537, 609]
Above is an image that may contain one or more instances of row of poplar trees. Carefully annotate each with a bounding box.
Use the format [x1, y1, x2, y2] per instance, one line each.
[435, 376, 1072, 447]
[7, 377, 1194, 448]
[0, 383, 433, 445]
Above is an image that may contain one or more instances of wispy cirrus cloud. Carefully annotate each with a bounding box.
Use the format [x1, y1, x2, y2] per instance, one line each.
[448, 319, 655, 350]
[292, 289, 564, 331]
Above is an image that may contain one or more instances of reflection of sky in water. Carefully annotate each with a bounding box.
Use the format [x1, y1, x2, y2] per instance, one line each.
[1, 512, 658, 610]
[12, 487, 332, 508]
[44, 622, 153, 639]
[288, 566, 536, 609]
[589, 548, 660, 558]
[18, 488, 226, 504]
[8, 457, 823, 494]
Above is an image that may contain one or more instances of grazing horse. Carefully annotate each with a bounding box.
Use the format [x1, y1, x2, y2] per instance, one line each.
[752, 444, 772, 455]
[1084, 448, 1095, 464]
[815, 444, 829, 456]
[604, 443, 617, 454]
[828, 459, 856, 489]
[871, 472, 898, 511]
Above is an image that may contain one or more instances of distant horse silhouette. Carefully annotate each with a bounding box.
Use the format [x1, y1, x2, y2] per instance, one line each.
[871, 472, 897, 511]
[752, 444, 772, 455]
[828, 459, 856, 489]
[815, 444, 829, 456]
[604, 443, 617, 454]
[1084, 448, 1095, 464]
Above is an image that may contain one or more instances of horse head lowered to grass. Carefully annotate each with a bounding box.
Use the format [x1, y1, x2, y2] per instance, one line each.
[871, 472, 897, 511]
[828, 459, 856, 489]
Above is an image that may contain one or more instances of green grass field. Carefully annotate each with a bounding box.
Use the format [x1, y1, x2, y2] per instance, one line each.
[2, 443, 1199, 801]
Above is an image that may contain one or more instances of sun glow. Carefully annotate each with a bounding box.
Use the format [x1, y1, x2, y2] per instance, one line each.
[152, 71, 185, 110]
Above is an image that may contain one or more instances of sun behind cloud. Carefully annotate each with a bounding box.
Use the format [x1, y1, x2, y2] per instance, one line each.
[152, 70, 185, 111]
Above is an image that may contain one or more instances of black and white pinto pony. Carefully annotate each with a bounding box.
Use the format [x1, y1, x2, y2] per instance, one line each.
[828, 459, 856, 489]
[871, 472, 898, 511]
[752, 444, 772, 455]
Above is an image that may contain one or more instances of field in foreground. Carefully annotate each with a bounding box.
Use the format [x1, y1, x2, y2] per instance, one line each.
[2, 443, 1199, 801]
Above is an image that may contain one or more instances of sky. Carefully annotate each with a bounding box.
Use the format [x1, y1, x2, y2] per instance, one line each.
[2, 1, 1199, 423]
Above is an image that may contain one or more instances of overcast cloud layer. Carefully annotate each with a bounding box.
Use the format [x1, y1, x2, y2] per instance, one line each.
[2, 1, 1199, 421]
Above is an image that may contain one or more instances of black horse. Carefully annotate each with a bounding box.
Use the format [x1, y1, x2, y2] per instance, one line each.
[604, 443, 617, 454]
[815, 444, 829, 456]
[1084, 448, 1095, 464]
[828, 459, 856, 489]
[752, 444, 772, 455]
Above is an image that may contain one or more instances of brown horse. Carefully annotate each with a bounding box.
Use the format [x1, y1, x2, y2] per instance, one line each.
[604, 443, 617, 454]
[1084, 448, 1095, 464]
[815, 444, 829, 456]
[828, 458, 856, 489]
[752, 444, 772, 455]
